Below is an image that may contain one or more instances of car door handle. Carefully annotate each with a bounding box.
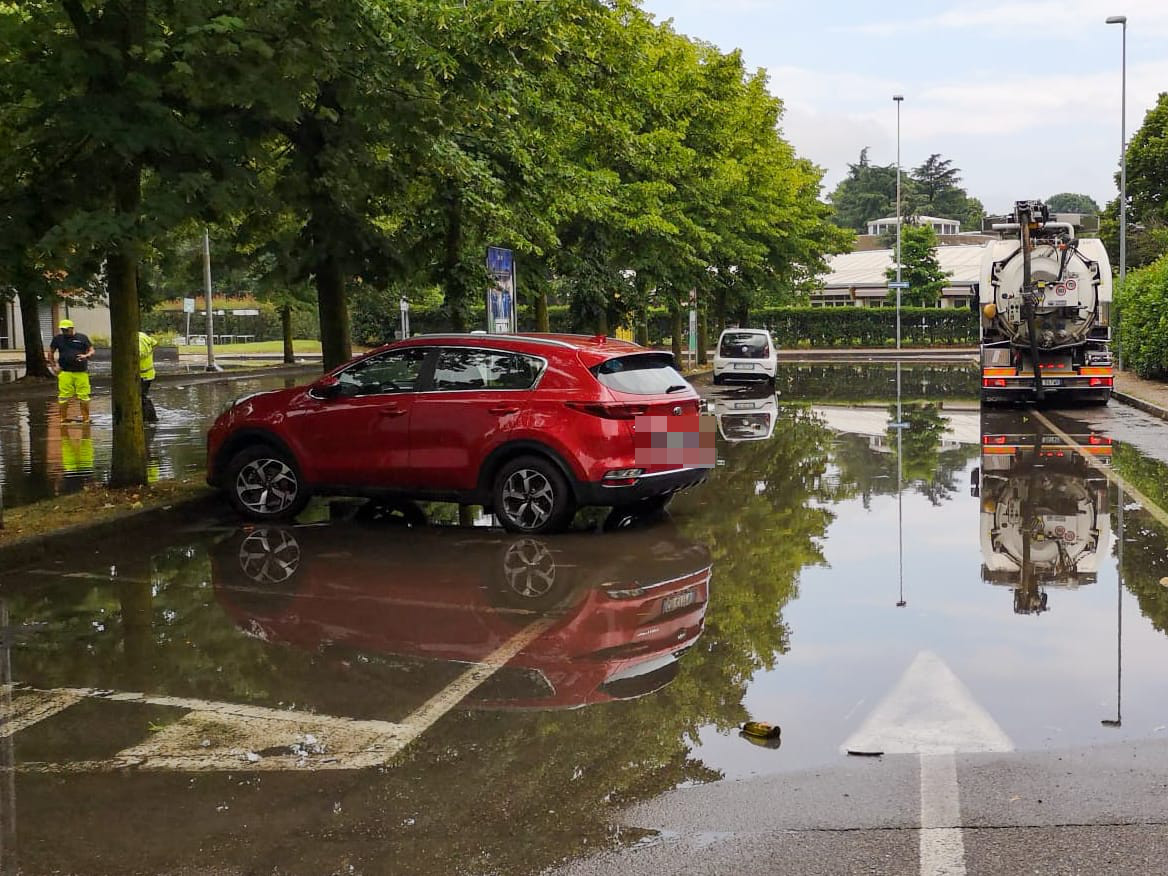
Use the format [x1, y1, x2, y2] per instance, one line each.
[488, 405, 520, 415]
[379, 407, 407, 418]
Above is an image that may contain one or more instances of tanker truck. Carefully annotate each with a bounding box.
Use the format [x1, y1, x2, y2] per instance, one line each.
[978, 200, 1114, 405]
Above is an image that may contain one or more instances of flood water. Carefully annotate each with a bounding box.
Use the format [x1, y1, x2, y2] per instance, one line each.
[2, 362, 1168, 875]
[0, 371, 311, 510]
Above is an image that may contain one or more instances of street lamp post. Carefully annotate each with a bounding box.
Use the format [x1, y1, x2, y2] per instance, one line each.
[1106, 15, 1126, 371]
[894, 94, 904, 353]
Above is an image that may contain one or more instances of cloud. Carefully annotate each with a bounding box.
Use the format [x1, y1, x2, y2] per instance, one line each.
[840, 0, 1168, 38]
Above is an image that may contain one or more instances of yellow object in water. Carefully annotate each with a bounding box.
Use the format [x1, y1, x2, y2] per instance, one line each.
[982, 303, 998, 319]
[741, 721, 781, 740]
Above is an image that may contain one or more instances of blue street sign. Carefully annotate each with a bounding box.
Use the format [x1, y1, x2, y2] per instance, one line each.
[888, 281, 910, 289]
[487, 246, 513, 274]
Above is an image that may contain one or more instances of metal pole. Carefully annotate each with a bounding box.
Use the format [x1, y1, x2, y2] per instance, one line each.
[896, 362, 905, 607]
[1103, 486, 1124, 727]
[894, 95, 904, 353]
[1106, 16, 1127, 371]
[203, 229, 221, 372]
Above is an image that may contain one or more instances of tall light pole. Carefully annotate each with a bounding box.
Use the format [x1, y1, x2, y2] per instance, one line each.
[1106, 15, 1126, 371]
[894, 94, 904, 353]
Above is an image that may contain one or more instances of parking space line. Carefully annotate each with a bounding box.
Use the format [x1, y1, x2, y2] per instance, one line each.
[1031, 410, 1168, 531]
[4, 618, 554, 773]
[0, 689, 82, 739]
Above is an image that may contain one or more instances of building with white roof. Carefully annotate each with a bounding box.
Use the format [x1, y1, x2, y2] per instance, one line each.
[811, 243, 986, 309]
[867, 215, 962, 236]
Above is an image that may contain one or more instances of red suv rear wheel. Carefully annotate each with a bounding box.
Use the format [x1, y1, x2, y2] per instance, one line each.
[492, 455, 576, 534]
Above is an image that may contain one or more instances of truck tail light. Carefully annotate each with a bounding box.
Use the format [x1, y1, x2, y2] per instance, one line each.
[1089, 377, 1113, 387]
[983, 378, 1008, 387]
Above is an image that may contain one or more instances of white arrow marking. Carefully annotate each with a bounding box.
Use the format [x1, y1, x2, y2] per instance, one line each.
[841, 651, 1013, 876]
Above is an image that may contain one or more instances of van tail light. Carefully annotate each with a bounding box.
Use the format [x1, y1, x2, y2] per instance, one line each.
[565, 402, 648, 420]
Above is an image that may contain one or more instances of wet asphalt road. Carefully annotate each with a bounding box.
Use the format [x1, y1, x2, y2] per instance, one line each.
[2, 362, 1168, 875]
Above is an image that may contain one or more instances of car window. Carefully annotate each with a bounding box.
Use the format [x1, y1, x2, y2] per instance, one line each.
[432, 349, 543, 391]
[336, 348, 427, 396]
[592, 353, 688, 395]
[719, 332, 770, 359]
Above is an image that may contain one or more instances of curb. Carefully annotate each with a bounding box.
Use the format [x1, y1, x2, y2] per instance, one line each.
[0, 490, 221, 573]
[1113, 391, 1168, 422]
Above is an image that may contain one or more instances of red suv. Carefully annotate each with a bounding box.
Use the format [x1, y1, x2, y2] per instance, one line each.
[206, 333, 709, 533]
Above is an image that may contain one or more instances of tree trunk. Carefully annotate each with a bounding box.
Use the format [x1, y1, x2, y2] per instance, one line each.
[535, 290, 549, 332]
[443, 191, 468, 333]
[714, 288, 727, 336]
[696, 306, 705, 366]
[16, 286, 52, 379]
[281, 304, 295, 363]
[671, 306, 683, 366]
[596, 301, 609, 336]
[636, 307, 649, 347]
[107, 162, 146, 489]
[316, 255, 351, 371]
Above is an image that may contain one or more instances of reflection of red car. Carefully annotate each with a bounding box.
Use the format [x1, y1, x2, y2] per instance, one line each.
[211, 520, 711, 709]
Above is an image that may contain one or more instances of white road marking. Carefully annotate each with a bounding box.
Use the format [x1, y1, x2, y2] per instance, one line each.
[1031, 409, 1168, 531]
[842, 651, 1012, 876]
[4, 618, 555, 773]
[0, 689, 82, 739]
[919, 752, 966, 876]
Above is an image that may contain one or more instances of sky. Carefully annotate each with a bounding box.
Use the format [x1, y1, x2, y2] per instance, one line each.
[639, 0, 1168, 217]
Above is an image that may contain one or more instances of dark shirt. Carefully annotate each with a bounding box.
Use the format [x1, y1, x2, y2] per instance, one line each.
[50, 333, 92, 372]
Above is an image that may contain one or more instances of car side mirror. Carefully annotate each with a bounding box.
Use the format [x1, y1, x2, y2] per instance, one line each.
[312, 375, 344, 399]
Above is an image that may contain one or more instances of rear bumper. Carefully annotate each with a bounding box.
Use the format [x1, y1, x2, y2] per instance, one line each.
[574, 466, 710, 507]
[713, 358, 777, 378]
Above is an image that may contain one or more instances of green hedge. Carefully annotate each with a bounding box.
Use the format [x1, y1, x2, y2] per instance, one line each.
[142, 302, 320, 342]
[353, 300, 977, 348]
[1117, 253, 1168, 379]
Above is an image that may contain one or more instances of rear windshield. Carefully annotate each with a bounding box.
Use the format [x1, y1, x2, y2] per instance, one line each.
[592, 353, 689, 395]
[719, 332, 769, 358]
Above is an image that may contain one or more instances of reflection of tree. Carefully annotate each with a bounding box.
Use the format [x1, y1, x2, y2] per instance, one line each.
[827, 418, 977, 510]
[1112, 446, 1168, 636]
[778, 364, 978, 403]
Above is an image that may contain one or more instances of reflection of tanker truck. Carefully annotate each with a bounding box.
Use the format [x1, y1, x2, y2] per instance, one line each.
[971, 412, 1111, 614]
[979, 200, 1113, 405]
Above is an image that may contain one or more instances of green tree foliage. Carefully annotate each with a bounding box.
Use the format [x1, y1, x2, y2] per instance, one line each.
[828, 148, 903, 232]
[1046, 192, 1101, 214]
[1115, 251, 1168, 379]
[1101, 93, 1168, 269]
[885, 224, 949, 306]
[909, 154, 984, 230]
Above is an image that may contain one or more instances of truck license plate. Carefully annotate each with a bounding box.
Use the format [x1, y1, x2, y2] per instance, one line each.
[1042, 378, 1062, 387]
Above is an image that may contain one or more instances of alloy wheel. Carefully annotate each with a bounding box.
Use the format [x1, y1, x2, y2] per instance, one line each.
[501, 468, 556, 530]
[235, 458, 300, 516]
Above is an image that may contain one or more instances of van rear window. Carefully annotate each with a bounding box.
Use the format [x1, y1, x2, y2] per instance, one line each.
[719, 333, 770, 359]
[592, 354, 688, 395]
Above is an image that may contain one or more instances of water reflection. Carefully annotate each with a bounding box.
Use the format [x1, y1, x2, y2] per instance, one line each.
[973, 411, 1112, 614]
[0, 373, 308, 509]
[212, 518, 711, 709]
[709, 388, 778, 442]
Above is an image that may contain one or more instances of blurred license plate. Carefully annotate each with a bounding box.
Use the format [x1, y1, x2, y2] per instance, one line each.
[733, 363, 753, 370]
[662, 588, 696, 614]
[1042, 378, 1062, 386]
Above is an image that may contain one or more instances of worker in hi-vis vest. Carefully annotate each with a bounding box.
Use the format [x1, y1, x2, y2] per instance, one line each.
[138, 331, 158, 423]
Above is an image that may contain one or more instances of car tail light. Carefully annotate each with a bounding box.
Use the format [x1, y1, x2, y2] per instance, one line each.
[602, 468, 644, 486]
[1089, 377, 1113, 387]
[565, 402, 647, 420]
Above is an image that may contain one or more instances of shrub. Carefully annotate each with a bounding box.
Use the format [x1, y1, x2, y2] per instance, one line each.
[1117, 253, 1168, 379]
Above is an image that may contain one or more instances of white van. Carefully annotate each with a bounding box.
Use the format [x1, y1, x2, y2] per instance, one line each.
[713, 328, 778, 386]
